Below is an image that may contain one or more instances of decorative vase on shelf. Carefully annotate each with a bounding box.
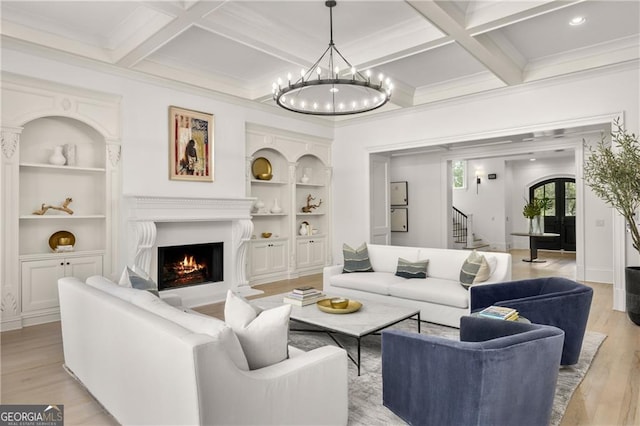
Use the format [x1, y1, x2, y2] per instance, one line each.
[254, 199, 265, 214]
[271, 198, 282, 214]
[300, 174, 310, 184]
[299, 222, 309, 236]
[49, 145, 66, 166]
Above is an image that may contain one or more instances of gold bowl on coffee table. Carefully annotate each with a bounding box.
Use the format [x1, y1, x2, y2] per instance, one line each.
[316, 298, 362, 314]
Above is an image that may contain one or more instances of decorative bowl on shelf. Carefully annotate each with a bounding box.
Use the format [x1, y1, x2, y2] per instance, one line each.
[252, 157, 273, 180]
[49, 230, 75, 252]
[261, 232, 272, 238]
[256, 173, 273, 180]
[316, 298, 362, 314]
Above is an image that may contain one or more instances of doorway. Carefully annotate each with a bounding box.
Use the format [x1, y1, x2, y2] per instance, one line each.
[529, 178, 576, 251]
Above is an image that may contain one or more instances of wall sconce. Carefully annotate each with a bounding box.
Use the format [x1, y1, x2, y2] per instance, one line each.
[475, 170, 483, 194]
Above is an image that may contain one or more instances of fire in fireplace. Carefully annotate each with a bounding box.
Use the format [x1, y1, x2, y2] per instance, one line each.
[157, 242, 223, 290]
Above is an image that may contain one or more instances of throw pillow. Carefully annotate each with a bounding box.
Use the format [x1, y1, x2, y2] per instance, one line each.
[460, 250, 491, 289]
[342, 243, 374, 273]
[224, 290, 291, 370]
[119, 266, 156, 291]
[395, 258, 429, 279]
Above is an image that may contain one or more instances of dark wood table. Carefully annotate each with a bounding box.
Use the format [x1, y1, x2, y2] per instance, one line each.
[511, 232, 560, 262]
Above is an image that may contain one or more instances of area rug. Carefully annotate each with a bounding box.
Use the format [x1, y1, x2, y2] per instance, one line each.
[288, 320, 606, 426]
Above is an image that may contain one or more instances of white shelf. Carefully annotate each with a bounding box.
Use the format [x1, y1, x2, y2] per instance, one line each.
[296, 182, 324, 187]
[297, 234, 326, 239]
[252, 213, 287, 217]
[19, 249, 105, 261]
[251, 179, 287, 185]
[296, 212, 325, 216]
[251, 237, 287, 242]
[20, 214, 106, 220]
[20, 162, 105, 173]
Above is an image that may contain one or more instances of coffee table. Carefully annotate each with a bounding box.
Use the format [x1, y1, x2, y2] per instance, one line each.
[254, 293, 420, 376]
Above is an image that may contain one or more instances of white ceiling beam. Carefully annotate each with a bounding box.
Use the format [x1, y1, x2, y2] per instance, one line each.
[407, 0, 523, 86]
[468, 0, 585, 36]
[116, 1, 225, 68]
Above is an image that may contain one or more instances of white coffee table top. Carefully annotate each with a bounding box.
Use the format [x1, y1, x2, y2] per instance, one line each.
[253, 293, 420, 338]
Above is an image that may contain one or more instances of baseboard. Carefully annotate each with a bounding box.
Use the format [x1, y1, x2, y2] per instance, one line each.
[1, 317, 23, 332]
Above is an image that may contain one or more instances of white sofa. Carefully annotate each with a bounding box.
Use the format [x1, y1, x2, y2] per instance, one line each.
[323, 244, 512, 327]
[58, 275, 348, 426]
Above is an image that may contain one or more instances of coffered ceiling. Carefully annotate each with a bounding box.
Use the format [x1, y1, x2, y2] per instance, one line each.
[2, 1, 638, 120]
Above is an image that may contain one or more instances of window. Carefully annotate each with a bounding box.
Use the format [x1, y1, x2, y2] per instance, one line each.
[452, 160, 466, 189]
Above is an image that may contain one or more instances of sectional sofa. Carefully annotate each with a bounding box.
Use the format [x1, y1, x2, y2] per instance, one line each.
[323, 244, 512, 327]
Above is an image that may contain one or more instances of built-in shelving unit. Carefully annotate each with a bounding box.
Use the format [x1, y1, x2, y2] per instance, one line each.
[1, 74, 121, 331]
[246, 124, 332, 285]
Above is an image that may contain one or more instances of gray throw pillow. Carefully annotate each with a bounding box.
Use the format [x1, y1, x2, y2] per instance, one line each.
[395, 257, 429, 279]
[459, 250, 491, 289]
[119, 266, 156, 291]
[342, 243, 374, 273]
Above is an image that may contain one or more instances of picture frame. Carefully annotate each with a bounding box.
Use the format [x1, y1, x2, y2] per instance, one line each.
[390, 181, 408, 206]
[169, 106, 214, 181]
[391, 208, 408, 232]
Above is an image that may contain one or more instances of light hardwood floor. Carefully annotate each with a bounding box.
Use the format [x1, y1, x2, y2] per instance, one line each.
[1, 249, 638, 425]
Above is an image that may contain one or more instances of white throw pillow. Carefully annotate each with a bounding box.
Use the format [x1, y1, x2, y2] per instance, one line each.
[224, 290, 291, 370]
[119, 266, 156, 291]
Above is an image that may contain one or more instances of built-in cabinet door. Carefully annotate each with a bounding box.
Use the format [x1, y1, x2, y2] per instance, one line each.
[21, 255, 102, 313]
[296, 237, 326, 268]
[251, 241, 287, 276]
[268, 241, 287, 272]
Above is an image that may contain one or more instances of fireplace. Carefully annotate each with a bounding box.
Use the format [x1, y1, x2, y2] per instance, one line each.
[157, 242, 223, 291]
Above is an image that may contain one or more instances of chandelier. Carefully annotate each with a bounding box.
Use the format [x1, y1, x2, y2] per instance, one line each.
[272, 1, 392, 116]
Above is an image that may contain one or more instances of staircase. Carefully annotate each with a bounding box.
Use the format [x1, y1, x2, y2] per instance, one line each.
[452, 207, 490, 250]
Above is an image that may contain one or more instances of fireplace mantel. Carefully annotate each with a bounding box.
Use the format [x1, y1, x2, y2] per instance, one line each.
[124, 195, 259, 303]
[125, 195, 255, 222]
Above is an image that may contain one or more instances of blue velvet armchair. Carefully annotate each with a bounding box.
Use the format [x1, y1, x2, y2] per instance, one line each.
[382, 316, 564, 426]
[470, 277, 593, 365]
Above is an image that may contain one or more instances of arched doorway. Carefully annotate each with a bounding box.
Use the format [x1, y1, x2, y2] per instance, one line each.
[530, 178, 576, 251]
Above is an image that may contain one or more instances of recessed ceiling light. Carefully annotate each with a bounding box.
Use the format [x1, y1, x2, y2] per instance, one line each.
[569, 16, 586, 26]
[530, 158, 537, 162]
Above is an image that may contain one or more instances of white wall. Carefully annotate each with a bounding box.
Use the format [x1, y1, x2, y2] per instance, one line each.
[389, 153, 443, 247]
[332, 64, 640, 288]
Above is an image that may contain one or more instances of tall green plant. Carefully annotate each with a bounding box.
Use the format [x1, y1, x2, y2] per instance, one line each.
[583, 119, 640, 255]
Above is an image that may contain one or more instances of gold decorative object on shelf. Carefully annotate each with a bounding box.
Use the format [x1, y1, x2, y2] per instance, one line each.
[316, 298, 362, 314]
[48, 230, 76, 252]
[33, 197, 74, 215]
[252, 157, 273, 180]
[261, 232, 272, 238]
[301, 194, 322, 213]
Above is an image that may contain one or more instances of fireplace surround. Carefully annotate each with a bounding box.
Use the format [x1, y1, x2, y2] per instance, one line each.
[125, 195, 260, 306]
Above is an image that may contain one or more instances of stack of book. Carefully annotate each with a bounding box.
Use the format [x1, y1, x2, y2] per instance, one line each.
[477, 305, 519, 321]
[283, 286, 325, 306]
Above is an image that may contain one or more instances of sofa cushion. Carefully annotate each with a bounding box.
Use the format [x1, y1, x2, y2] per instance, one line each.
[388, 278, 470, 309]
[342, 243, 374, 273]
[330, 272, 406, 295]
[133, 296, 250, 371]
[367, 244, 420, 273]
[224, 290, 291, 370]
[395, 258, 429, 279]
[460, 250, 491, 289]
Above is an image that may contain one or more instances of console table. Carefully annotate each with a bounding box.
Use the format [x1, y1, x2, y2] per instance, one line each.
[511, 232, 560, 263]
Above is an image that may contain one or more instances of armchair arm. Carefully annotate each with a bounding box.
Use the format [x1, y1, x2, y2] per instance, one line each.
[198, 343, 348, 425]
[470, 279, 543, 311]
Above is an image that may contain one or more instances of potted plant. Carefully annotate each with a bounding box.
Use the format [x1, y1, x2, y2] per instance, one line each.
[522, 198, 550, 234]
[583, 119, 640, 325]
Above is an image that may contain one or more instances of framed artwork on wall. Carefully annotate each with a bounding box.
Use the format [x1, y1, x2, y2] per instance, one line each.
[390, 181, 408, 206]
[169, 106, 214, 181]
[391, 208, 408, 232]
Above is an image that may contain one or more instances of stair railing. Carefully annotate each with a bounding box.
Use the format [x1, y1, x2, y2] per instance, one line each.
[452, 206, 468, 247]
